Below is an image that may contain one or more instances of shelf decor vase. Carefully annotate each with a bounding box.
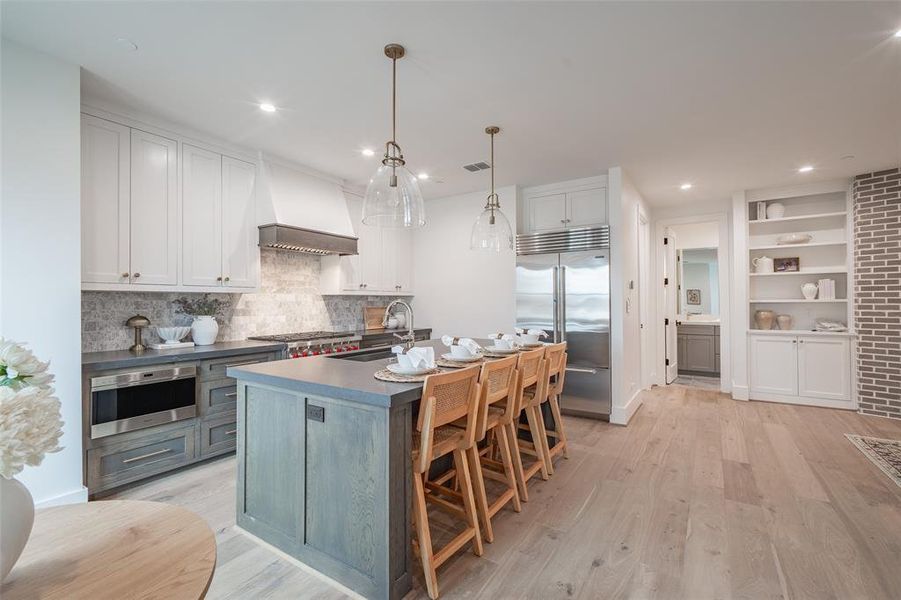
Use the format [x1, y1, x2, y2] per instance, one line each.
[191, 316, 219, 346]
[754, 310, 776, 330]
[766, 202, 785, 219]
[1, 476, 34, 581]
[777, 314, 793, 330]
[752, 256, 774, 273]
[801, 283, 818, 300]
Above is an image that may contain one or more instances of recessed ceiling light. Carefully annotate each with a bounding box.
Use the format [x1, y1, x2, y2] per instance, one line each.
[259, 103, 277, 113]
[894, 29, 901, 38]
[680, 183, 692, 190]
[798, 165, 814, 173]
[114, 37, 138, 52]
[417, 173, 429, 180]
[361, 148, 375, 157]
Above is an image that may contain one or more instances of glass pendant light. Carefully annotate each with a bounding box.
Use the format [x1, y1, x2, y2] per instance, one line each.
[471, 126, 513, 251]
[362, 44, 425, 228]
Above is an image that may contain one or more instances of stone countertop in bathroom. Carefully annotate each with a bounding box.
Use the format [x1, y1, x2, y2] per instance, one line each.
[82, 340, 287, 372]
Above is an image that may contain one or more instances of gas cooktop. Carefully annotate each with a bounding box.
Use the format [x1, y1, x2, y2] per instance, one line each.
[248, 330, 358, 343]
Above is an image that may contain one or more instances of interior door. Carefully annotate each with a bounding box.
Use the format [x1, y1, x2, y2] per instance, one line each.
[560, 250, 611, 416]
[182, 144, 223, 287]
[515, 253, 559, 342]
[222, 156, 258, 288]
[664, 227, 679, 383]
[130, 129, 178, 285]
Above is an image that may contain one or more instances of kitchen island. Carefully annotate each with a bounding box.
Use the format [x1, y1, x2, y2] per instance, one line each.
[227, 341, 443, 600]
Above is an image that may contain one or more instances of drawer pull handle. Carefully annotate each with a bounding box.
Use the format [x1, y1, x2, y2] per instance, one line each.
[122, 448, 172, 464]
[224, 392, 238, 398]
[225, 429, 237, 436]
[566, 367, 598, 375]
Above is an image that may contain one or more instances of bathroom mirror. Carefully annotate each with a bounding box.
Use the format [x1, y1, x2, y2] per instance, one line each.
[677, 247, 719, 317]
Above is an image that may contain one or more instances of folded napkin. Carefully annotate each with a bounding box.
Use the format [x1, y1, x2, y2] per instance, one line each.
[440, 336, 482, 355]
[487, 332, 516, 341]
[514, 328, 548, 338]
[392, 345, 435, 369]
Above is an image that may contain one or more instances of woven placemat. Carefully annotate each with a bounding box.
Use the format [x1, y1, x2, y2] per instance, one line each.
[482, 350, 520, 358]
[373, 368, 440, 383]
[436, 357, 485, 369]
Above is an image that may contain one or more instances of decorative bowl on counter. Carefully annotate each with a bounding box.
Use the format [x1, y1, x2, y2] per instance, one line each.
[776, 233, 812, 245]
[156, 326, 191, 344]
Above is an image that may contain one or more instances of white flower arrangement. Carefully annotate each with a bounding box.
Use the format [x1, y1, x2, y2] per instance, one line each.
[0, 339, 63, 479]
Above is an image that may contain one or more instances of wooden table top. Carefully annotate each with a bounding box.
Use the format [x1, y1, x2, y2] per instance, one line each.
[1, 500, 216, 600]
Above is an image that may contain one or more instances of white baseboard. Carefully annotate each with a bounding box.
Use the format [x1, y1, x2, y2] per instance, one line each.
[35, 485, 88, 508]
[731, 384, 749, 401]
[610, 389, 643, 425]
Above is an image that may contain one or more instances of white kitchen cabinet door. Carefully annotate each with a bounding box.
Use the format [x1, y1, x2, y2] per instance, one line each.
[130, 129, 178, 285]
[528, 193, 567, 232]
[798, 336, 851, 401]
[379, 228, 398, 293]
[182, 144, 222, 287]
[750, 336, 798, 396]
[339, 195, 364, 291]
[81, 115, 131, 284]
[358, 223, 383, 292]
[221, 156, 258, 288]
[566, 187, 607, 227]
[394, 229, 413, 294]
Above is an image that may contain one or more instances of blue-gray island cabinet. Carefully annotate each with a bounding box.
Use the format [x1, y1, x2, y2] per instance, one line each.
[227, 343, 437, 600]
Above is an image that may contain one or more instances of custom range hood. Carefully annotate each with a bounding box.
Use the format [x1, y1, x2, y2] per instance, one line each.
[257, 156, 359, 256]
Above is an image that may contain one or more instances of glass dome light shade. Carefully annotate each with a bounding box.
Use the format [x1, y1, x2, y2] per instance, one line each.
[362, 163, 426, 228]
[470, 205, 514, 252]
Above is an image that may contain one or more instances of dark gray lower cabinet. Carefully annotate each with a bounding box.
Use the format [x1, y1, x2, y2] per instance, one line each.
[237, 385, 412, 600]
[200, 413, 238, 456]
[677, 324, 720, 375]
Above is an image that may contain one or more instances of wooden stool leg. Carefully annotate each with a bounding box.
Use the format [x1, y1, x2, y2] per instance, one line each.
[548, 392, 569, 459]
[524, 406, 550, 480]
[465, 445, 494, 543]
[505, 421, 529, 502]
[413, 472, 439, 599]
[453, 448, 484, 556]
[494, 424, 522, 512]
[532, 405, 555, 476]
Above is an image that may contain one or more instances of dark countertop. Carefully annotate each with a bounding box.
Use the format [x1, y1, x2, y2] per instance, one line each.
[228, 339, 451, 408]
[356, 327, 431, 337]
[83, 340, 287, 371]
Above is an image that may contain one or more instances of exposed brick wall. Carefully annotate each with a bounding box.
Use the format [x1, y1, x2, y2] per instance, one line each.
[853, 167, 901, 418]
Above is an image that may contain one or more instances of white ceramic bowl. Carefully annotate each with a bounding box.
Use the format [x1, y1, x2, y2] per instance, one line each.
[450, 344, 474, 358]
[777, 233, 812, 245]
[518, 333, 540, 345]
[156, 326, 191, 344]
[494, 338, 513, 350]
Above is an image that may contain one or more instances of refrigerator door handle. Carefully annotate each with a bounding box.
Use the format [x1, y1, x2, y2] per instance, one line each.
[566, 366, 598, 375]
[559, 265, 567, 343]
[552, 265, 560, 343]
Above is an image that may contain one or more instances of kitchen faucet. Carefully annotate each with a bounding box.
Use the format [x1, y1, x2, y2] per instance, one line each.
[383, 300, 415, 350]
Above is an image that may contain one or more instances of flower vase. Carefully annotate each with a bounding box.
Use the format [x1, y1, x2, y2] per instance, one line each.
[191, 316, 219, 346]
[1, 476, 34, 581]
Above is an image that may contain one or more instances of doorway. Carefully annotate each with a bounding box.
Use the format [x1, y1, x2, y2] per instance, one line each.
[655, 215, 731, 393]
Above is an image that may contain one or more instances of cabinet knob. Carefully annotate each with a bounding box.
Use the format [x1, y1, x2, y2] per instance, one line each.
[561, 219, 567, 224]
[216, 276, 223, 282]
[224, 276, 230, 283]
[133, 272, 141, 279]
[122, 272, 130, 278]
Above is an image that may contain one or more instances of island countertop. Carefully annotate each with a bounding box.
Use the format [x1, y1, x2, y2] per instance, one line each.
[227, 339, 451, 408]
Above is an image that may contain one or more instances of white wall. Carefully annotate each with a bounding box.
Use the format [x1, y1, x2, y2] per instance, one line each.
[670, 221, 719, 249]
[1, 39, 85, 505]
[608, 167, 651, 425]
[411, 186, 517, 339]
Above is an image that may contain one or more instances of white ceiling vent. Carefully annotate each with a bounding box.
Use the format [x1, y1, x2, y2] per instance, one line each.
[463, 161, 491, 172]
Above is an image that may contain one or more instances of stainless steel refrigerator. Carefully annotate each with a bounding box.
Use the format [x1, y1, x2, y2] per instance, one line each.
[515, 227, 611, 418]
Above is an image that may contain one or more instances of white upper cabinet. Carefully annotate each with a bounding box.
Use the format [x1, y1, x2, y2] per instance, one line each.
[393, 229, 413, 293]
[221, 157, 258, 289]
[81, 112, 260, 292]
[81, 115, 130, 284]
[182, 144, 223, 287]
[797, 336, 850, 401]
[129, 129, 178, 285]
[521, 177, 608, 234]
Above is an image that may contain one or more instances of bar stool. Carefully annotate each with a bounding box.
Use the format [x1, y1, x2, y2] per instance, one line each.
[541, 343, 569, 465]
[465, 354, 522, 544]
[507, 347, 550, 502]
[411, 365, 484, 600]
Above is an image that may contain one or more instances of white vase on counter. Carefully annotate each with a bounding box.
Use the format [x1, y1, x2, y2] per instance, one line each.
[801, 283, 819, 300]
[191, 316, 219, 345]
[1, 476, 34, 581]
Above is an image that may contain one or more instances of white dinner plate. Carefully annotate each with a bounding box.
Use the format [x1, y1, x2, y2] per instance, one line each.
[387, 363, 437, 376]
[484, 346, 517, 355]
[441, 353, 483, 363]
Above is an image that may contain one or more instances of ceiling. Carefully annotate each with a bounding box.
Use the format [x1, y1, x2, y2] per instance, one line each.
[3, 1, 900, 207]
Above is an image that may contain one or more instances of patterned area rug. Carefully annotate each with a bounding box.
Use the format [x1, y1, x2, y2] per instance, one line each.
[846, 434, 901, 488]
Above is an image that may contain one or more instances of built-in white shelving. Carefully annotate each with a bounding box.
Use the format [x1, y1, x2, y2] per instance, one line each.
[749, 240, 847, 251]
[750, 298, 847, 304]
[748, 210, 846, 225]
[748, 329, 852, 337]
[750, 267, 846, 277]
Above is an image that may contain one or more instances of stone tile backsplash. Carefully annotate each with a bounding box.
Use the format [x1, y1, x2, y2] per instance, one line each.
[82, 250, 410, 352]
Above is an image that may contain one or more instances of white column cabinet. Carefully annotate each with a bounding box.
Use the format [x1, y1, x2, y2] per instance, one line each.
[522, 177, 608, 234]
[81, 114, 131, 284]
[798, 337, 851, 401]
[221, 157, 258, 289]
[182, 144, 223, 287]
[750, 333, 852, 408]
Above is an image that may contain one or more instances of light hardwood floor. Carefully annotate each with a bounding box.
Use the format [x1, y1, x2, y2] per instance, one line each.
[109, 385, 901, 599]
